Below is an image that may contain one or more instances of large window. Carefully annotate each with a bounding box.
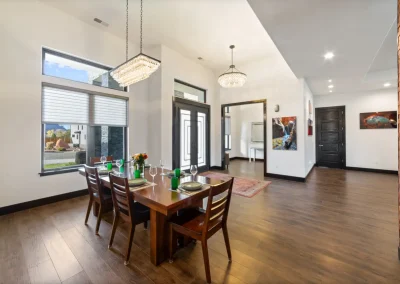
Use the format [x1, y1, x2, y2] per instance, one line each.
[174, 80, 206, 103]
[225, 116, 231, 150]
[41, 86, 127, 172]
[42, 48, 126, 92]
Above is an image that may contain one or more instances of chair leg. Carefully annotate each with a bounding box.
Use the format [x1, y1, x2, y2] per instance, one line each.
[125, 225, 135, 266]
[201, 241, 211, 284]
[95, 204, 102, 235]
[84, 198, 92, 225]
[222, 224, 232, 261]
[108, 213, 119, 249]
[143, 221, 148, 230]
[168, 225, 176, 263]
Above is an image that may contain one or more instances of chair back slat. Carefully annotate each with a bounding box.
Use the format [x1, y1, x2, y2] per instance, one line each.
[84, 165, 103, 199]
[90, 156, 113, 166]
[109, 173, 135, 220]
[203, 178, 234, 235]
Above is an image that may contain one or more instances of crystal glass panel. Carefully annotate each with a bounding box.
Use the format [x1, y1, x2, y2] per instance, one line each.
[180, 109, 191, 170]
[198, 112, 206, 167]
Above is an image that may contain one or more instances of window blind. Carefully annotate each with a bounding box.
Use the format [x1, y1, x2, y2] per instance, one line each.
[42, 86, 89, 124]
[225, 116, 231, 135]
[92, 95, 127, 126]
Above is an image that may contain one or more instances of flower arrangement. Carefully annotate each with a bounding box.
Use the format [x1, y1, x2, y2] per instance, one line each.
[132, 153, 148, 166]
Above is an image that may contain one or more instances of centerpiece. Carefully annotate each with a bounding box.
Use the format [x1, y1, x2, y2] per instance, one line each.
[132, 153, 148, 177]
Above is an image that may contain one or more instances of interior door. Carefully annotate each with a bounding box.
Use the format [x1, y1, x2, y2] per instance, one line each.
[316, 106, 346, 168]
[173, 98, 210, 172]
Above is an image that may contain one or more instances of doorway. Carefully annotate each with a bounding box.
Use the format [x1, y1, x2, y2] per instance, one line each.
[315, 106, 346, 168]
[172, 97, 210, 172]
[221, 100, 267, 175]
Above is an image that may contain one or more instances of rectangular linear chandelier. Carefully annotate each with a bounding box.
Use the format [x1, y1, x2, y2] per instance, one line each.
[111, 0, 160, 87]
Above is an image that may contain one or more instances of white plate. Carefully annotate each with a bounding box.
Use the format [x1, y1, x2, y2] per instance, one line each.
[180, 181, 203, 191]
[128, 178, 147, 187]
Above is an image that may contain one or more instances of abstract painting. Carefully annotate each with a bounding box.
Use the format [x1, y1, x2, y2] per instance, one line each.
[272, 116, 297, 150]
[359, 111, 397, 129]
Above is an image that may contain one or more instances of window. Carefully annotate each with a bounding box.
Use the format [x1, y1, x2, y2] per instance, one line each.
[42, 85, 128, 172]
[42, 48, 126, 92]
[174, 80, 206, 103]
[225, 106, 230, 114]
[225, 116, 231, 150]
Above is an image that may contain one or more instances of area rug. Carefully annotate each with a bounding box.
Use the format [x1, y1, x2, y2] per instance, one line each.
[200, 172, 271, 198]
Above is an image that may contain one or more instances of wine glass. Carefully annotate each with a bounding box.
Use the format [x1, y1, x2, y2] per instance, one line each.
[190, 165, 198, 178]
[149, 164, 157, 183]
[160, 159, 165, 175]
[116, 159, 123, 176]
[100, 156, 106, 169]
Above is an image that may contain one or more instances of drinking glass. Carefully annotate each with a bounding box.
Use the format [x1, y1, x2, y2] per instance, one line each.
[149, 164, 157, 183]
[160, 159, 165, 175]
[116, 159, 123, 176]
[100, 156, 106, 169]
[190, 165, 198, 178]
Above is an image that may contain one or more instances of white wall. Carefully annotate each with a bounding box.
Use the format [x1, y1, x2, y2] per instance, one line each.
[228, 104, 264, 159]
[314, 89, 398, 171]
[303, 81, 315, 175]
[0, 0, 147, 207]
[219, 56, 307, 178]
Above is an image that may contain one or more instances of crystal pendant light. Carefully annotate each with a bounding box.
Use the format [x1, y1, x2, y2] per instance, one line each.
[218, 45, 247, 88]
[111, 0, 160, 87]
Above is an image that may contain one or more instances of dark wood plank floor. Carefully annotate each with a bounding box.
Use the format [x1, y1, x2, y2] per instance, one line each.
[1, 160, 399, 284]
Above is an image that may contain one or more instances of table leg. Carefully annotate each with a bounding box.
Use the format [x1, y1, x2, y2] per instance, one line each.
[150, 209, 168, 265]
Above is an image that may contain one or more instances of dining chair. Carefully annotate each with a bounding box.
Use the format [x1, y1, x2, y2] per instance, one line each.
[84, 165, 113, 234]
[108, 173, 150, 265]
[168, 178, 234, 284]
[90, 155, 113, 166]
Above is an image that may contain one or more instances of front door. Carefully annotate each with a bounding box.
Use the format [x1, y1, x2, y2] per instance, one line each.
[173, 98, 210, 172]
[315, 106, 346, 168]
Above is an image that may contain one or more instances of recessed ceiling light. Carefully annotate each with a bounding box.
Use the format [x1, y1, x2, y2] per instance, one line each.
[328, 85, 334, 89]
[324, 52, 335, 60]
[329, 90, 333, 93]
[328, 79, 332, 83]
[383, 82, 391, 87]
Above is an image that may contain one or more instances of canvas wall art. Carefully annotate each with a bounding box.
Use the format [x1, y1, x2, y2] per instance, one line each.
[359, 111, 397, 129]
[272, 116, 297, 150]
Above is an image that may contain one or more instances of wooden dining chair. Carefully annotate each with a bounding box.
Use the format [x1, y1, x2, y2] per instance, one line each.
[168, 178, 234, 284]
[108, 173, 150, 265]
[84, 165, 113, 234]
[90, 155, 113, 166]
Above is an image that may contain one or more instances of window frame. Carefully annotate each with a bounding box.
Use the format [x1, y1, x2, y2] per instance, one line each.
[42, 48, 127, 92]
[40, 83, 128, 176]
[174, 79, 207, 104]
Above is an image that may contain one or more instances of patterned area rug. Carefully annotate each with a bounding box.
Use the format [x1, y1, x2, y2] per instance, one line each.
[200, 172, 271, 198]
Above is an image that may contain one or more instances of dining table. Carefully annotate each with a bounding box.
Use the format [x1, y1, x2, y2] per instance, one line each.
[78, 166, 224, 265]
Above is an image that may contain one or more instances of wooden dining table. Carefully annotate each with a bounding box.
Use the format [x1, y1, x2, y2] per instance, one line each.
[78, 166, 224, 265]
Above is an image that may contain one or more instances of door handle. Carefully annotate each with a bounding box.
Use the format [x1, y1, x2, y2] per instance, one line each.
[319, 145, 323, 147]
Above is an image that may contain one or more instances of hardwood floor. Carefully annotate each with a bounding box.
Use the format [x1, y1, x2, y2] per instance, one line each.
[1, 160, 399, 283]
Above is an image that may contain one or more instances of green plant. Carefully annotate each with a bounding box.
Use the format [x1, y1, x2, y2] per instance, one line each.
[45, 142, 54, 150]
[55, 146, 66, 151]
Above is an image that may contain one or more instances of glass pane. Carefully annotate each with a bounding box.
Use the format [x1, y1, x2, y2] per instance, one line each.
[91, 126, 125, 160]
[180, 109, 191, 170]
[174, 81, 205, 103]
[198, 112, 206, 167]
[43, 124, 86, 170]
[43, 49, 124, 91]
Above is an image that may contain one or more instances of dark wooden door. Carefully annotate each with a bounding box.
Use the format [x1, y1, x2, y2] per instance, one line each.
[315, 106, 346, 169]
[172, 98, 210, 172]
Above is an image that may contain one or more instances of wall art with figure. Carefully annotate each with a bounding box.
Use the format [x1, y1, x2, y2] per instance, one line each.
[272, 116, 297, 150]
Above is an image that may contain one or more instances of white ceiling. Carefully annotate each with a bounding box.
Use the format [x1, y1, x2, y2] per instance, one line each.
[41, 0, 277, 71]
[247, 0, 397, 95]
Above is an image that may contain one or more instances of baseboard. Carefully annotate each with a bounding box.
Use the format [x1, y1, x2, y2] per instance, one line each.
[210, 166, 224, 171]
[229, 157, 264, 162]
[0, 189, 88, 216]
[345, 166, 398, 175]
[264, 172, 305, 182]
[305, 164, 316, 181]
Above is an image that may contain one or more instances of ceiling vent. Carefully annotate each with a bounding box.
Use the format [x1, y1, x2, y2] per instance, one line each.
[94, 18, 109, 27]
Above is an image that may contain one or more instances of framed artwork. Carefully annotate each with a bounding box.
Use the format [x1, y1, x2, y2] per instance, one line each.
[359, 111, 397, 129]
[272, 116, 297, 150]
[308, 100, 312, 115]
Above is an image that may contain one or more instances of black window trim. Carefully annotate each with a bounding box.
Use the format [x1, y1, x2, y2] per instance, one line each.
[174, 79, 207, 104]
[42, 47, 128, 92]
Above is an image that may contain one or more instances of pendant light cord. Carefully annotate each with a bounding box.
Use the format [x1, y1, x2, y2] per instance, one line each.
[125, 0, 129, 61]
[140, 0, 143, 53]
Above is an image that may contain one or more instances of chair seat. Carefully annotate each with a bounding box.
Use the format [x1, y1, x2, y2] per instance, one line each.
[93, 192, 113, 202]
[170, 208, 222, 235]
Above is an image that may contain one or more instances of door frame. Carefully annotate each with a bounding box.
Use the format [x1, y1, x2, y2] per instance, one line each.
[315, 106, 346, 168]
[221, 99, 267, 174]
[172, 97, 211, 172]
